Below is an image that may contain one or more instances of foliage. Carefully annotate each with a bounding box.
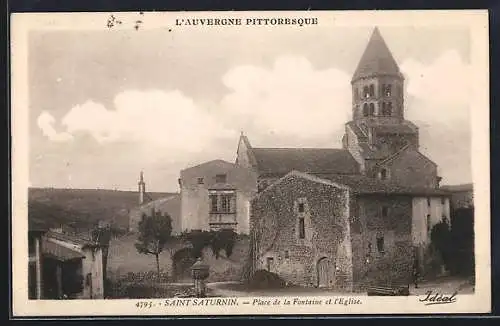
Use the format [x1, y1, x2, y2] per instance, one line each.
[247, 270, 286, 289]
[180, 229, 238, 259]
[430, 217, 453, 271]
[135, 209, 173, 277]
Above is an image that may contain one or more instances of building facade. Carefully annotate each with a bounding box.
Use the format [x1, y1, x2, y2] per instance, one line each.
[250, 171, 450, 291]
[179, 159, 257, 234]
[41, 230, 105, 299]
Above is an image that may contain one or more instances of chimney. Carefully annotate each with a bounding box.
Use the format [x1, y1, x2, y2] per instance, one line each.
[138, 171, 146, 205]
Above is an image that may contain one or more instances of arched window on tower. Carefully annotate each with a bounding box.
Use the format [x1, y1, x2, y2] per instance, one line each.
[369, 103, 375, 116]
[363, 103, 369, 116]
[363, 86, 370, 98]
[369, 84, 375, 97]
[384, 84, 392, 97]
[381, 102, 393, 116]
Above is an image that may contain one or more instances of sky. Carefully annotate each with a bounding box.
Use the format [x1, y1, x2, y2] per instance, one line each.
[28, 24, 472, 192]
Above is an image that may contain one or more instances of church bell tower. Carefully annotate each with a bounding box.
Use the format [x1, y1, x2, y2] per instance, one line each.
[351, 27, 405, 123]
[343, 27, 420, 173]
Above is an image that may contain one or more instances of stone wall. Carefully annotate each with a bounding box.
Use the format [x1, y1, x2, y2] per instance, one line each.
[377, 149, 438, 188]
[251, 174, 352, 290]
[350, 194, 414, 290]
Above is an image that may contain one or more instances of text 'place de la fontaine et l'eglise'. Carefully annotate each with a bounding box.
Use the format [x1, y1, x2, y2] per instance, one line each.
[129, 27, 470, 291]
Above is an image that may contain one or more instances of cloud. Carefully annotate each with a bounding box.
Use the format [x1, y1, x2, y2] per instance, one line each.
[35, 51, 473, 189]
[401, 50, 471, 126]
[36, 111, 73, 142]
[220, 56, 352, 146]
[44, 90, 237, 153]
[400, 50, 472, 184]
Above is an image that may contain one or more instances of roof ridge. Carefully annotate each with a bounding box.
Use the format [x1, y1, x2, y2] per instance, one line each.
[253, 147, 346, 150]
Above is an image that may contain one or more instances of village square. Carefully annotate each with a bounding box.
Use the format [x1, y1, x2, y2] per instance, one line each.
[27, 26, 475, 300]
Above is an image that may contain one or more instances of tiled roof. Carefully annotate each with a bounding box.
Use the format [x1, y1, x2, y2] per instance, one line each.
[441, 184, 473, 192]
[29, 217, 50, 233]
[251, 148, 359, 176]
[323, 174, 449, 196]
[45, 230, 99, 248]
[42, 239, 85, 262]
[373, 123, 418, 135]
[346, 121, 368, 139]
[352, 27, 403, 82]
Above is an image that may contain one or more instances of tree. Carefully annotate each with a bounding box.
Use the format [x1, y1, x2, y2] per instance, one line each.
[91, 223, 112, 283]
[430, 217, 453, 272]
[135, 209, 173, 278]
[181, 229, 237, 259]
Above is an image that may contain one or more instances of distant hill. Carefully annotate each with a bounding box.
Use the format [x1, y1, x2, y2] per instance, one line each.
[28, 188, 178, 232]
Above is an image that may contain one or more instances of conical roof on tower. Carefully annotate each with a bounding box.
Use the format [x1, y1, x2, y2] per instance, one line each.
[352, 27, 403, 82]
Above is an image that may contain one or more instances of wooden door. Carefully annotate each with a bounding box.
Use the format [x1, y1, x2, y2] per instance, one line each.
[317, 258, 332, 288]
[266, 257, 274, 272]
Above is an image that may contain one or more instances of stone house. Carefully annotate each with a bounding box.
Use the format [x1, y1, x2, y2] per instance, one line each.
[41, 230, 105, 299]
[178, 159, 258, 234]
[250, 171, 450, 291]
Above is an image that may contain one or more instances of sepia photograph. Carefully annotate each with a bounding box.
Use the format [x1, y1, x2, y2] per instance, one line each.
[11, 10, 490, 316]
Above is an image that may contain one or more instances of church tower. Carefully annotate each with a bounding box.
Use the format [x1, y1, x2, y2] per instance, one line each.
[343, 27, 432, 184]
[138, 171, 146, 205]
[344, 28, 420, 166]
[351, 27, 405, 123]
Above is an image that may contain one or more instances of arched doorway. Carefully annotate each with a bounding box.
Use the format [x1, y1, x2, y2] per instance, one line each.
[172, 248, 196, 283]
[317, 257, 334, 288]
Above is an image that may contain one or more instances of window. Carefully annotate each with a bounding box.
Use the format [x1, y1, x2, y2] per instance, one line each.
[299, 217, 305, 239]
[210, 192, 235, 214]
[220, 194, 232, 213]
[380, 168, 388, 180]
[215, 174, 227, 183]
[369, 103, 375, 116]
[284, 250, 290, 259]
[210, 194, 218, 213]
[266, 257, 274, 271]
[197, 177, 204, 184]
[298, 203, 305, 213]
[363, 86, 370, 98]
[363, 103, 369, 116]
[381, 206, 389, 218]
[376, 236, 385, 253]
[382, 102, 393, 116]
[426, 214, 431, 232]
[369, 84, 375, 97]
[384, 84, 392, 97]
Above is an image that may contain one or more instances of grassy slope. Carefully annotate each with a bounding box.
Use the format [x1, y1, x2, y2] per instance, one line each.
[28, 187, 177, 231]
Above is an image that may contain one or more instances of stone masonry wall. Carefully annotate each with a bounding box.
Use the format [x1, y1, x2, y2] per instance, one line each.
[350, 194, 414, 291]
[251, 175, 352, 290]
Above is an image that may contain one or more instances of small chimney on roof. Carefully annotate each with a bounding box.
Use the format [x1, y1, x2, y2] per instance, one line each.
[138, 171, 146, 205]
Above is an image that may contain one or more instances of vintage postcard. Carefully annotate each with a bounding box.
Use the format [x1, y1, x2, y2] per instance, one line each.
[11, 10, 490, 316]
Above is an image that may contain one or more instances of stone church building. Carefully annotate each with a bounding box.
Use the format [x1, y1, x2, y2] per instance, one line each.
[155, 27, 453, 290]
[244, 27, 452, 290]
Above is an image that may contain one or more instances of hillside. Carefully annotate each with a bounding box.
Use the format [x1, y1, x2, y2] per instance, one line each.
[28, 188, 178, 232]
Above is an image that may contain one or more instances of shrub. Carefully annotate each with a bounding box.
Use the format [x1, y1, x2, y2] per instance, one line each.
[247, 270, 286, 290]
